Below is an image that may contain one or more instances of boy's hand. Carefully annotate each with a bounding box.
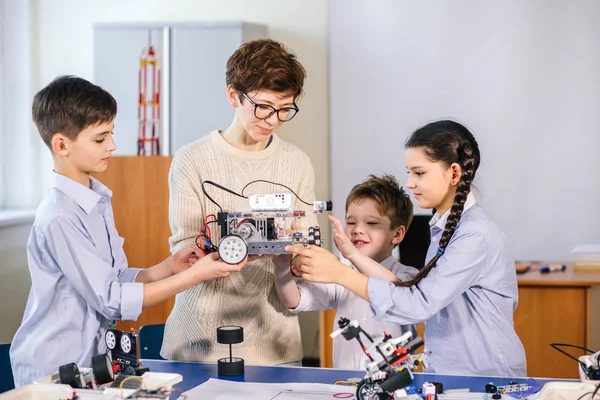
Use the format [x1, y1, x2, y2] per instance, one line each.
[191, 252, 247, 282]
[169, 246, 203, 275]
[247, 253, 292, 268]
[272, 253, 293, 269]
[284, 245, 346, 284]
[250, 252, 299, 276]
[289, 254, 303, 277]
[329, 215, 359, 260]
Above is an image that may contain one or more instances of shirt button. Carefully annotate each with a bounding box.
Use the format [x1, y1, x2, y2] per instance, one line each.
[363, 318, 367, 323]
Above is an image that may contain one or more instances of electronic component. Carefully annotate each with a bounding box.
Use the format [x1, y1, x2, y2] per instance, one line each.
[332, 317, 428, 400]
[198, 179, 333, 264]
[216, 209, 323, 263]
[248, 193, 293, 211]
[106, 328, 139, 367]
[313, 200, 333, 213]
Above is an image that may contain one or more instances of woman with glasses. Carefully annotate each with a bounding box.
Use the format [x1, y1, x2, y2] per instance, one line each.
[161, 39, 318, 367]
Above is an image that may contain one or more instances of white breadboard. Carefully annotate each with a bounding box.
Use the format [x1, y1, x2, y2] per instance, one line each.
[1, 372, 182, 400]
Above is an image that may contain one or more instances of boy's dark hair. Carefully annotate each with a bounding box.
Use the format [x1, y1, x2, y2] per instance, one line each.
[397, 119, 481, 287]
[345, 174, 413, 232]
[226, 39, 306, 102]
[32, 75, 117, 149]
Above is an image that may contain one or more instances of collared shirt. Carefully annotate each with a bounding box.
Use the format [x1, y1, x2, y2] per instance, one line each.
[367, 193, 527, 377]
[10, 172, 144, 387]
[293, 256, 419, 370]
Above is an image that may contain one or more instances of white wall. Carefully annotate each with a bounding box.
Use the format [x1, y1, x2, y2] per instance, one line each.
[330, 0, 600, 261]
[31, 0, 329, 204]
[29, 0, 329, 358]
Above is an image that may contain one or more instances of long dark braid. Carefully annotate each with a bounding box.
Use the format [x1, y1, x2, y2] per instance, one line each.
[396, 121, 480, 287]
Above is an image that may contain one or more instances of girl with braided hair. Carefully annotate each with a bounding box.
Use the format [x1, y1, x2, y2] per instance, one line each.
[287, 120, 527, 377]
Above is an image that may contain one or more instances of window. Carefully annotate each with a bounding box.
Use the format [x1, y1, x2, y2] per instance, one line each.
[0, 0, 37, 213]
[0, 5, 5, 209]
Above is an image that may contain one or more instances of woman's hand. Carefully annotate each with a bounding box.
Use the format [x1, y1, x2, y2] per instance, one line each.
[169, 246, 203, 275]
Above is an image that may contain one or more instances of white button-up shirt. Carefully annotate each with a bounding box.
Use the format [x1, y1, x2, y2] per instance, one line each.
[293, 256, 418, 369]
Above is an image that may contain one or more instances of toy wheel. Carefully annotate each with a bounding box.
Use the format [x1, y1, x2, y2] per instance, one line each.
[120, 333, 133, 354]
[123, 365, 137, 376]
[356, 380, 370, 400]
[59, 362, 83, 388]
[92, 353, 114, 385]
[218, 235, 248, 264]
[356, 380, 382, 400]
[105, 330, 117, 350]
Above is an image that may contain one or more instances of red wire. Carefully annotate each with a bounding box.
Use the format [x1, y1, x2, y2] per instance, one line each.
[204, 214, 217, 241]
[333, 393, 353, 399]
[237, 218, 253, 227]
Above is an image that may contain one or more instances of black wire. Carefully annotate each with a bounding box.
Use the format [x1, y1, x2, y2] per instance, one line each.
[356, 336, 374, 362]
[550, 343, 596, 362]
[359, 327, 374, 343]
[201, 180, 247, 211]
[592, 382, 600, 399]
[577, 385, 600, 400]
[550, 343, 596, 354]
[241, 179, 313, 206]
[550, 343, 597, 378]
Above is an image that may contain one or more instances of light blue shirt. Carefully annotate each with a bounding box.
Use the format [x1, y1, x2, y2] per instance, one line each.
[368, 194, 527, 377]
[10, 173, 144, 387]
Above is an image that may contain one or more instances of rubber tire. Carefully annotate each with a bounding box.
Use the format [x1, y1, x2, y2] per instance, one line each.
[356, 380, 371, 400]
[91, 353, 114, 385]
[217, 326, 244, 344]
[217, 357, 244, 376]
[59, 362, 83, 388]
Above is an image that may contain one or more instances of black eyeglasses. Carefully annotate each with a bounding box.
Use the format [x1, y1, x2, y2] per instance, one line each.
[242, 93, 299, 122]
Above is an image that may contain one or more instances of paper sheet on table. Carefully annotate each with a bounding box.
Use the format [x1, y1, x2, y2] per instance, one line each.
[179, 378, 357, 400]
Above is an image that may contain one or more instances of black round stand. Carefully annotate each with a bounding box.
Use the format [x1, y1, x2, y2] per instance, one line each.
[217, 326, 244, 376]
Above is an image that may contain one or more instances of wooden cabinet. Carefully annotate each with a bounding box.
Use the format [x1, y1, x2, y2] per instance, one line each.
[93, 156, 174, 332]
[515, 269, 600, 378]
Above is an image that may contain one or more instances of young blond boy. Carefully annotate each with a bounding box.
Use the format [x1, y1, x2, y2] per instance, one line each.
[274, 174, 417, 369]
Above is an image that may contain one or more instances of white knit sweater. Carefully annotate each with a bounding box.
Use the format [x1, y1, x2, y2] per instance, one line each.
[161, 130, 318, 365]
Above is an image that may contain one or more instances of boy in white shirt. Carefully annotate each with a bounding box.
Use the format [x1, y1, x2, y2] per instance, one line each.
[274, 174, 418, 369]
